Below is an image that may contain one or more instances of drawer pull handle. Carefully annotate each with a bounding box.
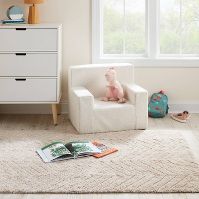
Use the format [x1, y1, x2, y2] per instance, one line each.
[16, 28, 26, 31]
[15, 53, 27, 56]
[15, 79, 26, 81]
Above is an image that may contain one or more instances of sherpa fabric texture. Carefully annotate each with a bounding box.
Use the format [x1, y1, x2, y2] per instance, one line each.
[1, 128, 199, 193]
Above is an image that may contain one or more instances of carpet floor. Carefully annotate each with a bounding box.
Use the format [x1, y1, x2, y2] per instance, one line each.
[1, 127, 199, 193]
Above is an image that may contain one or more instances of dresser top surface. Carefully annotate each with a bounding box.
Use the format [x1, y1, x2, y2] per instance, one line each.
[0, 23, 62, 29]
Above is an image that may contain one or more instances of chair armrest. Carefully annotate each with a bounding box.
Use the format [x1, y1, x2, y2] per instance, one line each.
[125, 84, 148, 129]
[125, 84, 148, 104]
[72, 87, 94, 101]
[70, 87, 94, 133]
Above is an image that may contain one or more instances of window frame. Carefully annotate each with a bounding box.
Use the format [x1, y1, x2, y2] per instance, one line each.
[92, 0, 199, 67]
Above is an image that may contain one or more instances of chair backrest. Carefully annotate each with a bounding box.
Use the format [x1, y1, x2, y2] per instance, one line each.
[69, 63, 134, 97]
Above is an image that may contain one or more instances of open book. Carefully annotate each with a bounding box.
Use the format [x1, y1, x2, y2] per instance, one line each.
[37, 141, 101, 163]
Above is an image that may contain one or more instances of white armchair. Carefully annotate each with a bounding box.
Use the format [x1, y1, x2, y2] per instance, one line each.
[68, 64, 148, 134]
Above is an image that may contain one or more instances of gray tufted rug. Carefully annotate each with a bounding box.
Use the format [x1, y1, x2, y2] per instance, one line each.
[1, 128, 199, 193]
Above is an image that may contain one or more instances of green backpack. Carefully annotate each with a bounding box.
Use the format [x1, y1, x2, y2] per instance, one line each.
[148, 91, 169, 118]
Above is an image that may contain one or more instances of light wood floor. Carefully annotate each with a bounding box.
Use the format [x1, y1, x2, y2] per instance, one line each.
[0, 114, 199, 199]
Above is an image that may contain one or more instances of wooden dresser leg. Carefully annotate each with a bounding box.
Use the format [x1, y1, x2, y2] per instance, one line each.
[57, 104, 61, 115]
[52, 104, 58, 126]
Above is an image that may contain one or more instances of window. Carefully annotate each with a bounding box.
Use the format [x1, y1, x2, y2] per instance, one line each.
[92, 0, 199, 67]
[103, 0, 146, 56]
[160, 0, 199, 55]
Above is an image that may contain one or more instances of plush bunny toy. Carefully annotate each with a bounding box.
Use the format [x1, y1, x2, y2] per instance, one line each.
[101, 67, 127, 103]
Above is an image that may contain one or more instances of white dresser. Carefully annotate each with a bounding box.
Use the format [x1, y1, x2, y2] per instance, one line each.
[0, 24, 62, 125]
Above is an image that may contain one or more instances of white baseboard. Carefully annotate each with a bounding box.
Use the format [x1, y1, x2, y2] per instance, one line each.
[169, 103, 199, 113]
[0, 103, 198, 114]
[0, 103, 68, 114]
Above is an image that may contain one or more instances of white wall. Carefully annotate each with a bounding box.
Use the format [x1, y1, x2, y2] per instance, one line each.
[0, 0, 199, 112]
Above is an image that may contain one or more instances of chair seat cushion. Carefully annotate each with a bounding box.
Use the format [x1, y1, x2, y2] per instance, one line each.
[94, 98, 134, 110]
[92, 98, 136, 132]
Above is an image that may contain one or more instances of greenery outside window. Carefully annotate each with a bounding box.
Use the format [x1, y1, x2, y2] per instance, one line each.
[92, 0, 199, 67]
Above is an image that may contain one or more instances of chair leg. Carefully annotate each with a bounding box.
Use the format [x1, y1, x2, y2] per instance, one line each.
[51, 104, 58, 126]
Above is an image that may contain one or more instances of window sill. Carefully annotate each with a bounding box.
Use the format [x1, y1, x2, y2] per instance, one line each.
[92, 56, 199, 68]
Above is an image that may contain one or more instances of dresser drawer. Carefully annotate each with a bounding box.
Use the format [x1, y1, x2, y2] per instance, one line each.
[0, 78, 57, 102]
[0, 28, 57, 52]
[0, 53, 57, 77]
